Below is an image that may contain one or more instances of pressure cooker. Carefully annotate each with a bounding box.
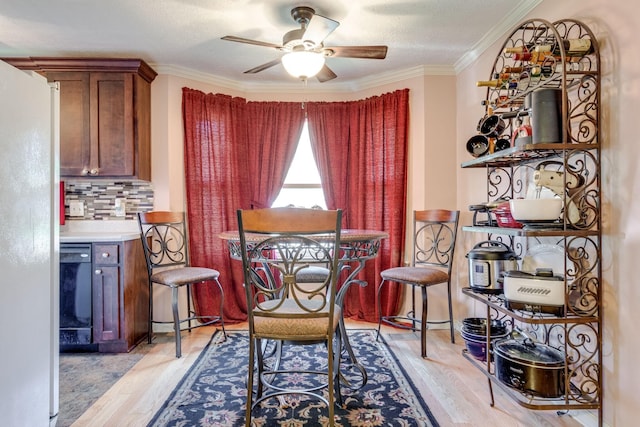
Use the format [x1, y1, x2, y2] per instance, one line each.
[466, 240, 519, 293]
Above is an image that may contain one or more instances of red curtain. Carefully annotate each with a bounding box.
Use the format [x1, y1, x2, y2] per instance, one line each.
[306, 89, 410, 322]
[182, 89, 250, 322]
[245, 101, 305, 208]
[182, 89, 305, 322]
[182, 87, 409, 324]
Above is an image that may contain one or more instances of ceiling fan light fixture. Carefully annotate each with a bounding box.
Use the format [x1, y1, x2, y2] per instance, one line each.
[281, 51, 325, 79]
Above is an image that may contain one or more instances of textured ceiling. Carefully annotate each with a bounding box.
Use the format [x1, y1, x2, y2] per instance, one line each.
[0, 0, 541, 90]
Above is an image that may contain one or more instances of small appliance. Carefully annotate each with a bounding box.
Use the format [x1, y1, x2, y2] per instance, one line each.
[466, 240, 519, 293]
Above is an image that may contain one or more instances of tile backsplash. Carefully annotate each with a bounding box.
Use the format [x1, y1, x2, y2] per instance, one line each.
[64, 180, 154, 221]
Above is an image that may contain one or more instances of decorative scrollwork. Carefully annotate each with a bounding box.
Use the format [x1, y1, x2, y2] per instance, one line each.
[144, 224, 187, 266]
[247, 235, 334, 313]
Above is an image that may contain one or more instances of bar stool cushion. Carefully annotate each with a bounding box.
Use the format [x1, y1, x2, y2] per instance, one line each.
[151, 267, 220, 287]
[253, 300, 342, 336]
[381, 266, 448, 286]
[295, 266, 330, 283]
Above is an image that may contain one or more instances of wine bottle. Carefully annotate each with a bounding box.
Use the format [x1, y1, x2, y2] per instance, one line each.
[535, 38, 594, 57]
[476, 79, 518, 89]
[504, 46, 528, 54]
[503, 45, 534, 61]
[502, 65, 553, 77]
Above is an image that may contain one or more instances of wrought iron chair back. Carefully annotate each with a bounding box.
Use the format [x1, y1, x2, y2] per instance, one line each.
[139, 211, 190, 274]
[412, 209, 459, 273]
[237, 207, 343, 426]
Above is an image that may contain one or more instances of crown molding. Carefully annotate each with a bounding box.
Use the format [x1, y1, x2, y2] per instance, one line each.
[454, 0, 542, 73]
[152, 63, 456, 94]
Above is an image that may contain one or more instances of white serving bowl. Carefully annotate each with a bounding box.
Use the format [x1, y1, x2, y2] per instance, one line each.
[509, 198, 563, 221]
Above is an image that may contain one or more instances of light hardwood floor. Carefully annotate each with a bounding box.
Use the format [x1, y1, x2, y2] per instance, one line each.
[70, 320, 591, 427]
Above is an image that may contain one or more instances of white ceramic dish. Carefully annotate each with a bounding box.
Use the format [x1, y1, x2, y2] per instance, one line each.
[509, 198, 563, 221]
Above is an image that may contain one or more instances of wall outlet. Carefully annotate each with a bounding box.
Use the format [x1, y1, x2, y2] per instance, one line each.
[114, 198, 126, 217]
[69, 200, 84, 217]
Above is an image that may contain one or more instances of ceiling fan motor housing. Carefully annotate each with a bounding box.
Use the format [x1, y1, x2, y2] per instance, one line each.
[283, 28, 315, 51]
[291, 6, 315, 25]
[284, 7, 318, 51]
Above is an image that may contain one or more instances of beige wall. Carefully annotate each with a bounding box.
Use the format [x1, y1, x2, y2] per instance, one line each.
[149, 72, 457, 331]
[150, 72, 457, 261]
[149, 0, 638, 423]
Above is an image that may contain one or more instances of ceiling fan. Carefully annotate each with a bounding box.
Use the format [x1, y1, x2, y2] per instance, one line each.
[221, 6, 388, 82]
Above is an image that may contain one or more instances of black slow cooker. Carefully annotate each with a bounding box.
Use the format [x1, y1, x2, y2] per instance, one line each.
[494, 333, 565, 398]
[466, 240, 519, 293]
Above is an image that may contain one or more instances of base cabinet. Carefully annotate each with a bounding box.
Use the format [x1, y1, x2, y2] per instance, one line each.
[92, 239, 148, 353]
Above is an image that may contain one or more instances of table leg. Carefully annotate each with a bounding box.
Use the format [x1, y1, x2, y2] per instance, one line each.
[336, 259, 368, 388]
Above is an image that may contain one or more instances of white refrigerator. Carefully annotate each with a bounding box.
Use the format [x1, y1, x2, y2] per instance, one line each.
[0, 60, 60, 425]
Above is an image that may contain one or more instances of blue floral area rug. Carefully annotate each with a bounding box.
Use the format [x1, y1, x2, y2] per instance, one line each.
[148, 329, 440, 427]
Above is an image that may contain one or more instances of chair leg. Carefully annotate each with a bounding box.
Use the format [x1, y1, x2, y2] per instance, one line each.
[215, 278, 227, 338]
[245, 336, 256, 427]
[327, 337, 335, 425]
[447, 281, 455, 344]
[411, 283, 418, 330]
[376, 279, 386, 341]
[186, 283, 193, 332]
[333, 329, 343, 407]
[148, 282, 154, 344]
[420, 286, 428, 358]
[172, 286, 181, 358]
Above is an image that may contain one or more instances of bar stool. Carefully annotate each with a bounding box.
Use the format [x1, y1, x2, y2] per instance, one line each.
[137, 211, 226, 357]
[376, 209, 460, 358]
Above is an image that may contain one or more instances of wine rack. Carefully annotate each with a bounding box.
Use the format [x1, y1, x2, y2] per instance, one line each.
[461, 18, 602, 425]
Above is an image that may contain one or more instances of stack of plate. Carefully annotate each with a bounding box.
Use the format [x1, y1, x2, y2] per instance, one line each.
[461, 317, 509, 361]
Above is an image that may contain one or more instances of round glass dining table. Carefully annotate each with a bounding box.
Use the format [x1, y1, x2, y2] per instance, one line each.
[219, 229, 388, 388]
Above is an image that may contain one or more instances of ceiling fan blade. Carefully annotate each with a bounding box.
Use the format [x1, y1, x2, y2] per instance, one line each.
[303, 13, 339, 46]
[221, 35, 282, 49]
[244, 58, 281, 74]
[316, 64, 337, 83]
[324, 46, 388, 59]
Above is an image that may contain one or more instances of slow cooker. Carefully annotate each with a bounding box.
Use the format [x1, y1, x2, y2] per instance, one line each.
[466, 240, 519, 293]
[494, 333, 565, 398]
[503, 269, 565, 316]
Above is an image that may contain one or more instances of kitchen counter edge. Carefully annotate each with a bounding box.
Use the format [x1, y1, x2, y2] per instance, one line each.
[60, 232, 140, 243]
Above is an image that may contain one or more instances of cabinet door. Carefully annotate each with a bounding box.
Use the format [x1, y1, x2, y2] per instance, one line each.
[90, 72, 135, 177]
[93, 244, 122, 343]
[93, 265, 122, 342]
[49, 72, 91, 176]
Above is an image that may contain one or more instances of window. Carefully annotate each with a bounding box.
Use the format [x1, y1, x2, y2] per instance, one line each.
[271, 121, 327, 209]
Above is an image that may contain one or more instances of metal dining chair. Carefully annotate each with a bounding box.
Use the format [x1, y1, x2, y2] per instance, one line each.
[237, 207, 343, 426]
[137, 211, 226, 358]
[376, 209, 460, 358]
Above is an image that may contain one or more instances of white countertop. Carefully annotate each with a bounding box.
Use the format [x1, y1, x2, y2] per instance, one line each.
[60, 220, 140, 242]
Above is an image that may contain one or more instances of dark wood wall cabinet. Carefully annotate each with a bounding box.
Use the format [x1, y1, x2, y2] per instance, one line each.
[2, 58, 157, 180]
[92, 239, 149, 353]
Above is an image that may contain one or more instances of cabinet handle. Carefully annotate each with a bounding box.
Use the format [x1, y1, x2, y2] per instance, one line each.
[95, 269, 102, 275]
[81, 168, 89, 175]
[102, 252, 110, 258]
[89, 169, 99, 175]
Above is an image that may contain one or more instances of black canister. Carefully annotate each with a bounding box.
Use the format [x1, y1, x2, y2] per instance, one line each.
[531, 88, 563, 144]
